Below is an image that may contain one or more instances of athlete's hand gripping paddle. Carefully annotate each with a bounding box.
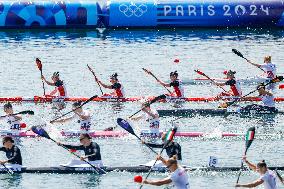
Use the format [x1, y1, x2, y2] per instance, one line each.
[50, 95, 98, 123]
[87, 65, 104, 95]
[36, 58, 46, 96]
[139, 127, 178, 189]
[236, 127, 255, 184]
[31, 126, 106, 174]
[194, 69, 228, 93]
[232, 49, 265, 72]
[142, 68, 172, 94]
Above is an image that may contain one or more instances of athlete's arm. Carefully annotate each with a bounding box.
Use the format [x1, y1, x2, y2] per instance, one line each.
[142, 109, 159, 119]
[97, 81, 112, 89]
[235, 179, 264, 188]
[144, 177, 172, 186]
[12, 115, 22, 122]
[51, 116, 74, 124]
[243, 157, 257, 171]
[143, 142, 163, 148]
[130, 115, 143, 121]
[247, 60, 261, 68]
[60, 143, 84, 150]
[42, 76, 56, 86]
[75, 112, 90, 120]
[49, 88, 58, 96]
[263, 91, 273, 96]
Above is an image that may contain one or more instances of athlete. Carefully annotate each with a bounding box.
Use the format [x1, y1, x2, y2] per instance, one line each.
[142, 132, 182, 161]
[236, 157, 277, 189]
[216, 70, 242, 97]
[50, 101, 92, 131]
[95, 73, 125, 98]
[156, 71, 184, 97]
[247, 56, 276, 90]
[0, 136, 22, 165]
[41, 72, 67, 110]
[130, 100, 160, 137]
[240, 83, 277, 113]
[143, 155, 189, 189]
[57, 134, 102, 166]
[0, 103, 25, 130]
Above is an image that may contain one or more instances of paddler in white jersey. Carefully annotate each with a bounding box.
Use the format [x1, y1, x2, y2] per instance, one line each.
[240, 83, 277, 113]
[130, 100, 160, 137]
[50, 101, 92, 131]
[0, 103, 26, 130]
[143, 155, 190, 189]
[247, 55, 276, 90]
[236, 157, 277, 189]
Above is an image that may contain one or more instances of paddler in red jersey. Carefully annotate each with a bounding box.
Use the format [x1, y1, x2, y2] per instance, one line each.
[156, 71, 184, 98]
[95, 73, 125, 98]
[216, 70, 242, 99]
[41, 72, 67, 110]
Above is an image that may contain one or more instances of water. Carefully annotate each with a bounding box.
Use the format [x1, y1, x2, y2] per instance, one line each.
[0, 28, 284, 188]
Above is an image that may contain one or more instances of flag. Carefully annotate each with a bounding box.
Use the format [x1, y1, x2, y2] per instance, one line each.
[165, 127, 177, 142]
[246, 130, 254, 141]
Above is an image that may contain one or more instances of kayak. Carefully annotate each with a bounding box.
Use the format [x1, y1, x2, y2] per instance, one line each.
[1, 129, 281, 138]
[0, 165, 283, 174]
[1, 96, 284, 103]
[157, 108, 283, 117]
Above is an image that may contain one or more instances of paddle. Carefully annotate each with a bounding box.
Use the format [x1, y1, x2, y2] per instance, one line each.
[224, 76, 283, 107]
[103, 94, 166, 131]
[0, 110, 34, 119]
[129, 94, 166, 119]
[194, 69, 228, 93]
[275, 169, 284, 183]
[36, 58, 46, 96]
[31, 126, 105, 174]
[236, 127, 256, 184]
[50, 95, 98, 123]
[116, 118, 158, 154]
[142, 68, 172, 94]
[139, 127, 178, 189]
[87, 65, 104, 96]
[232, 49, 265, 72]
[1, 164, 14, 175]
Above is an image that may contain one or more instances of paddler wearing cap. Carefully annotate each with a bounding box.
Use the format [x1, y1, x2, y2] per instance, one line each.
[143, 155, 189, 189]
[0, 136, 22, 165]
[155, 71, 184, 98]
[95, 73, 125, 98]
[57, 134, 103, 166]
[0, 103, 26, 130]
[247, 56, 276, 90]
[130, 99, 160, 137]
[236, 157, 277, 189]
[142, 132, 182, 161]
[216, 70, 242, 98]
[240, 83, 277, 113]
[50, 101, 92, 131]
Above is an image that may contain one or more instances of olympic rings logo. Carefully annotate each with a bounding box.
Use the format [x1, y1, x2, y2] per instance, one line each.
[119, 3, 147, 17]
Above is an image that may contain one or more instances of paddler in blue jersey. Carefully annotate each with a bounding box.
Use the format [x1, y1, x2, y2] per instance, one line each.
[0, 136, 22, 165]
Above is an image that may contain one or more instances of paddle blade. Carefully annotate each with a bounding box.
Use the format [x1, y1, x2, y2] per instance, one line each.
[31, 126, 51, 139]
[149, 94, 167, 104]
[163, 126, 178, 147]
[244, 127, 255, 154]
[36, 58, 42, 71]
[19, 110, 34, 115]
[232, 49, 244, 58]
[117, 118, 135, 135]
[194, 69, 205, 77]
[271, 75, 284, 83]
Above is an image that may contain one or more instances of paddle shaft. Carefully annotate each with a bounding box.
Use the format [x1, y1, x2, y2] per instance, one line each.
[140, 146, 167, 189]
[40, 70, 46, 96]
[2, 164, 14, 175]
[194, 70, 228, 93]
[0, 111, 32, 119]
[50, 95, 97, 122]
[132, 133, 158, 155]
[236, 142, 251, 184]
[52, 138, 106, 174]
[87, 65, 104, 95]
[142, 68, 172, 94]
